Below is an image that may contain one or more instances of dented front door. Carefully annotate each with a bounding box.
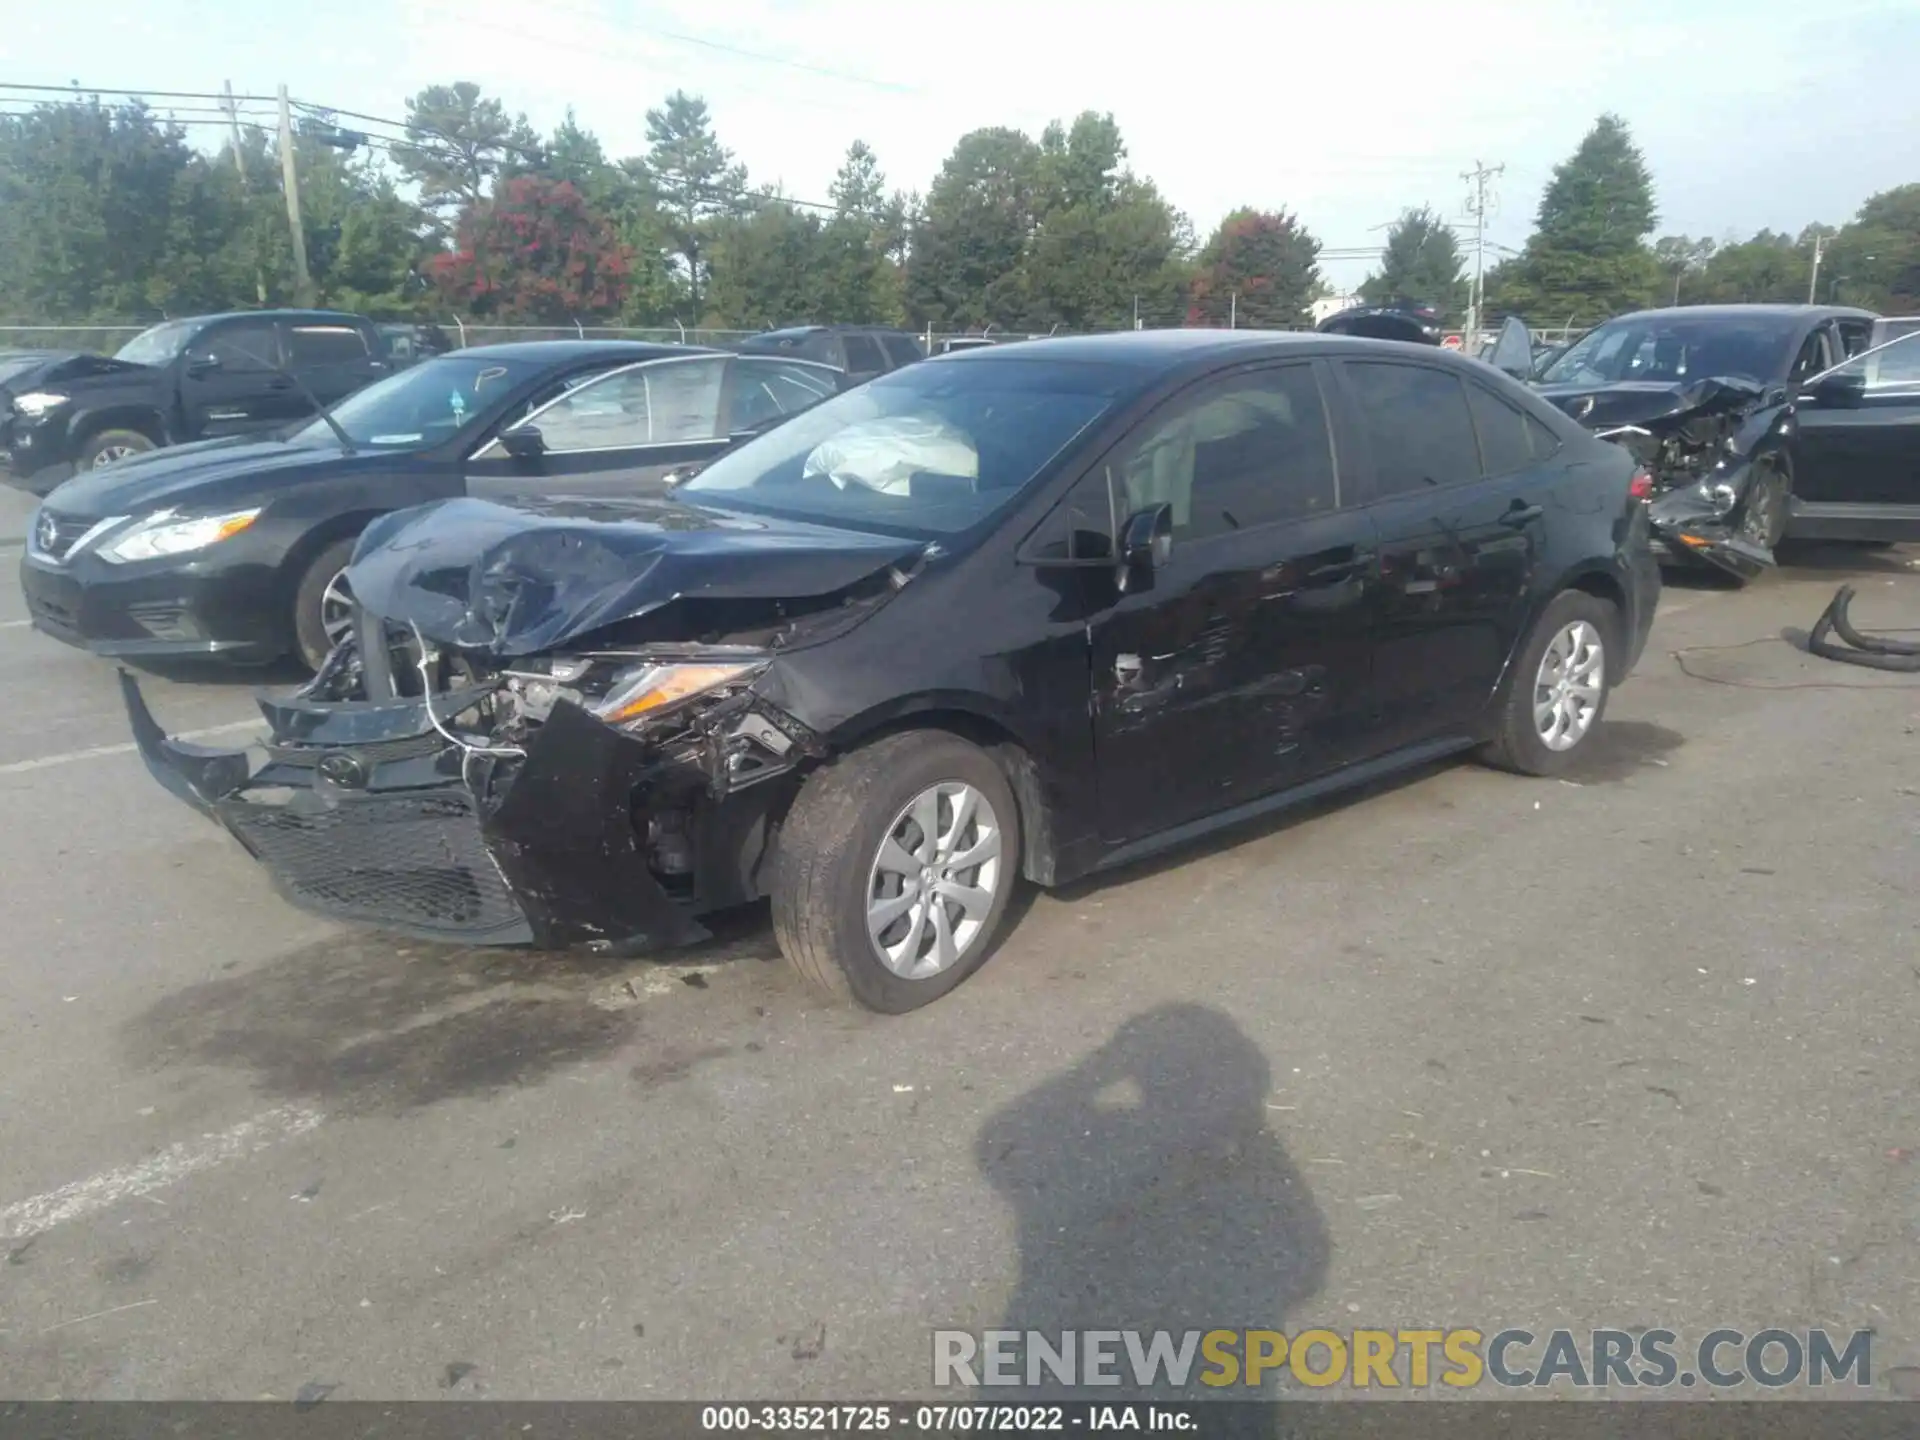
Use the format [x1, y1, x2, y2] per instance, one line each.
[1088, 361, 1380, 847]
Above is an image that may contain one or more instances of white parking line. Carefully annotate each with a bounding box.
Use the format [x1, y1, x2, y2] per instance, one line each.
[0, 619, 31, 629]
[0, 718, 262, 777]
[0, 1105, 325, 1242]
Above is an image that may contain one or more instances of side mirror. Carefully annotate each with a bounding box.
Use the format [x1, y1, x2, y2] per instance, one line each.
[184, 353, 221, 379]
[1118, 503, 1173, 590]
[498, 424, 546, 460]
[663, 463, 706, 487]
[1802, 370, 1866, 408]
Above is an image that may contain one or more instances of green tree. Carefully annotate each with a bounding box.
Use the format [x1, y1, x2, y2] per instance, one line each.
[1358, 207, 1467, 319]
[1186, 208, 1321, 329]
[644, 91, 748, 318]
[1690, 231, 1806, 304]
[395, 82, 540, 219]
[706, 199, 831, 328]
[1652, 235, 1717, 306]
[0, 99, 201, 319]
[1831, 185, 1920, 311]
[816, 142, 907, 324]
[906, 126, 1045, 329]
[1492, 114, 1660, 324]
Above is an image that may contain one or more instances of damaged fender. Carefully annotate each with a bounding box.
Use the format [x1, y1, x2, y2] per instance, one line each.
[1582, 379, 1791, 581]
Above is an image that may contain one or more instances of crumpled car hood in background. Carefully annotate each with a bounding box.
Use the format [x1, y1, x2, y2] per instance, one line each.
[343, 494, 924, 657]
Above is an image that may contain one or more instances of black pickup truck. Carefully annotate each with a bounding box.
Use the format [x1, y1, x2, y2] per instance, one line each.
[1, 309, 388, 494]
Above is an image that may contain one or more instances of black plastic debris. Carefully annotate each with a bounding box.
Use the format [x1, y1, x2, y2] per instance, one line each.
[1808, 584, 1920, 672]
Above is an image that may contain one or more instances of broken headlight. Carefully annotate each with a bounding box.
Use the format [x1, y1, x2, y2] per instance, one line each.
[1694, 479, 1738, 513]
[589, 656, 769, 729]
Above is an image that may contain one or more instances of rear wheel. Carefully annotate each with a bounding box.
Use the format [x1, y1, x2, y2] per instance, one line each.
[1478, 590, 1619, 777]
[771, 731, 1022, 1013]
[76, 428, 156, 471]
[292, 536, 360, 672]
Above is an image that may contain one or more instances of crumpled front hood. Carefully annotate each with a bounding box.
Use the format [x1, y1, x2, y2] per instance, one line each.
[344, 494, 926, 656]
[1537, 376, 1770, 430]
[43, 436, 351, 518]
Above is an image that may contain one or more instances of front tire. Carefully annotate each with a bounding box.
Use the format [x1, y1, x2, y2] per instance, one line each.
[1478, 590, 1619, 777]
[292, 536, 360, 672]
[771, 731, 1022, 1013]
[1739, 450, 1791, 550]
[76, 427, 156, 471]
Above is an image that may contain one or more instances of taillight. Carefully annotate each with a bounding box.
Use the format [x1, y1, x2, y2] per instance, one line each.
[1628, 469, 1654, 501]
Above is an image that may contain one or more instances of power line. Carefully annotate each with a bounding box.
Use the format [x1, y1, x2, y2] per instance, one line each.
[0, 81, 277, 103]
[507, 0, 917, 93]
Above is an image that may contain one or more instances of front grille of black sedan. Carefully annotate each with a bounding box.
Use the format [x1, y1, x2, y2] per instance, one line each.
[30, 509, 100, 563]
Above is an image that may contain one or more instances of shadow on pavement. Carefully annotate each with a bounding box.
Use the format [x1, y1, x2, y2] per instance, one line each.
[975, 1003, 1330, 1404]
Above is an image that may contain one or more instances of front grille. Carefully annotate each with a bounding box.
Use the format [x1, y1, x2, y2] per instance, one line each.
[218, 787, 530, 943]
[264, 733, 448, 768]
[31, 509, 98, 563]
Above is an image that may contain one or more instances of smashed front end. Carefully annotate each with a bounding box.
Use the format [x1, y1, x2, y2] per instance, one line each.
[121, 496, 920, 951]
[1557, 377, 1787, 581]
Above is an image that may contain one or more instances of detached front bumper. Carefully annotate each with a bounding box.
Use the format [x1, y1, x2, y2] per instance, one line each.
[120, 671, 713, 951]
[1645, 465, 1776, 583]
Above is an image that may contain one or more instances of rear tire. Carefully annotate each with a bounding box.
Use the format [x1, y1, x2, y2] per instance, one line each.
[292, 536, 359, 672]
[771, 731, 1022, 1013]
[76, 427, 156, 471]
[1478, 590, 1619, 777]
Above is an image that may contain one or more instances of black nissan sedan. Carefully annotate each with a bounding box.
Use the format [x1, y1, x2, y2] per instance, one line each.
[124, 330, 1660, 1012]
[21, 341, 843, 669]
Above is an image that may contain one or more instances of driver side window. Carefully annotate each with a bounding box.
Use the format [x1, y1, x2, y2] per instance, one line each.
[1789, 329, 1835, 384]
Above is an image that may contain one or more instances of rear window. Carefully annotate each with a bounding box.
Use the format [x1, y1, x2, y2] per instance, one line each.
[1464, 382, 1534, 477]
[842, 334, 886, 372]
[881, 335, 924, 368]
[1344, 361, 1482, 496]
[288, 324, 371, 366]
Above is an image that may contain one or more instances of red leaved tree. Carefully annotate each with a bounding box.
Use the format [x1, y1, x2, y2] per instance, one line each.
[1186, 208, 1322, 330]
[428, 175, 633, 322]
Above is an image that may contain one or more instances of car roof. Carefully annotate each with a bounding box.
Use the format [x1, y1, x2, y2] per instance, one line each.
[435, 340, 716, 363]
[925, 328, 1369, 373]
[1601, 303, 1878, 325]
[159, 309, 375, 328]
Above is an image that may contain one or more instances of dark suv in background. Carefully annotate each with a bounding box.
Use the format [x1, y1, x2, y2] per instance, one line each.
[2, 308, 387, 492]
[734, 325, 925, 385]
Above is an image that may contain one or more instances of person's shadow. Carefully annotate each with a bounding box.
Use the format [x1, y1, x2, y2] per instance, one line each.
[975, 1003, 1331, 1406]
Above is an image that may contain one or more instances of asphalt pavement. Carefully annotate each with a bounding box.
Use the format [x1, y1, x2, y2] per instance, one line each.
[1, 481, 1917, 1401]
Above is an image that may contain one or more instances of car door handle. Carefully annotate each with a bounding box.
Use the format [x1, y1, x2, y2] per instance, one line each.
[266, 376, 293, 390]
[1500, 503, 1545, 527]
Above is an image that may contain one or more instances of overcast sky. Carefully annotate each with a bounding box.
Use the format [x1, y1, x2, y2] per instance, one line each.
[6, 0, 1918, 299]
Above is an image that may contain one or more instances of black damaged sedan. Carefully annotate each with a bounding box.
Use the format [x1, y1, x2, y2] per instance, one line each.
[125, 331, 1661, 1012]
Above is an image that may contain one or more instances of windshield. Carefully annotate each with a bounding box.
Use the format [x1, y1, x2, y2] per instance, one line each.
[1540, 313, 1799, 387]
[679, 359, 1126, 537]
[114, 320, 198, 367]
[286, 354, 550, 448]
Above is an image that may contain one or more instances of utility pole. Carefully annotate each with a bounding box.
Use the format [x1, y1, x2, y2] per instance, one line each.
[224, 82, 269, 305]
[1461, 159, 1504, 346]
[278, 85, 313, 306]
[1229, 291, 1237, 330]
[1808, 231, 1828, 304]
